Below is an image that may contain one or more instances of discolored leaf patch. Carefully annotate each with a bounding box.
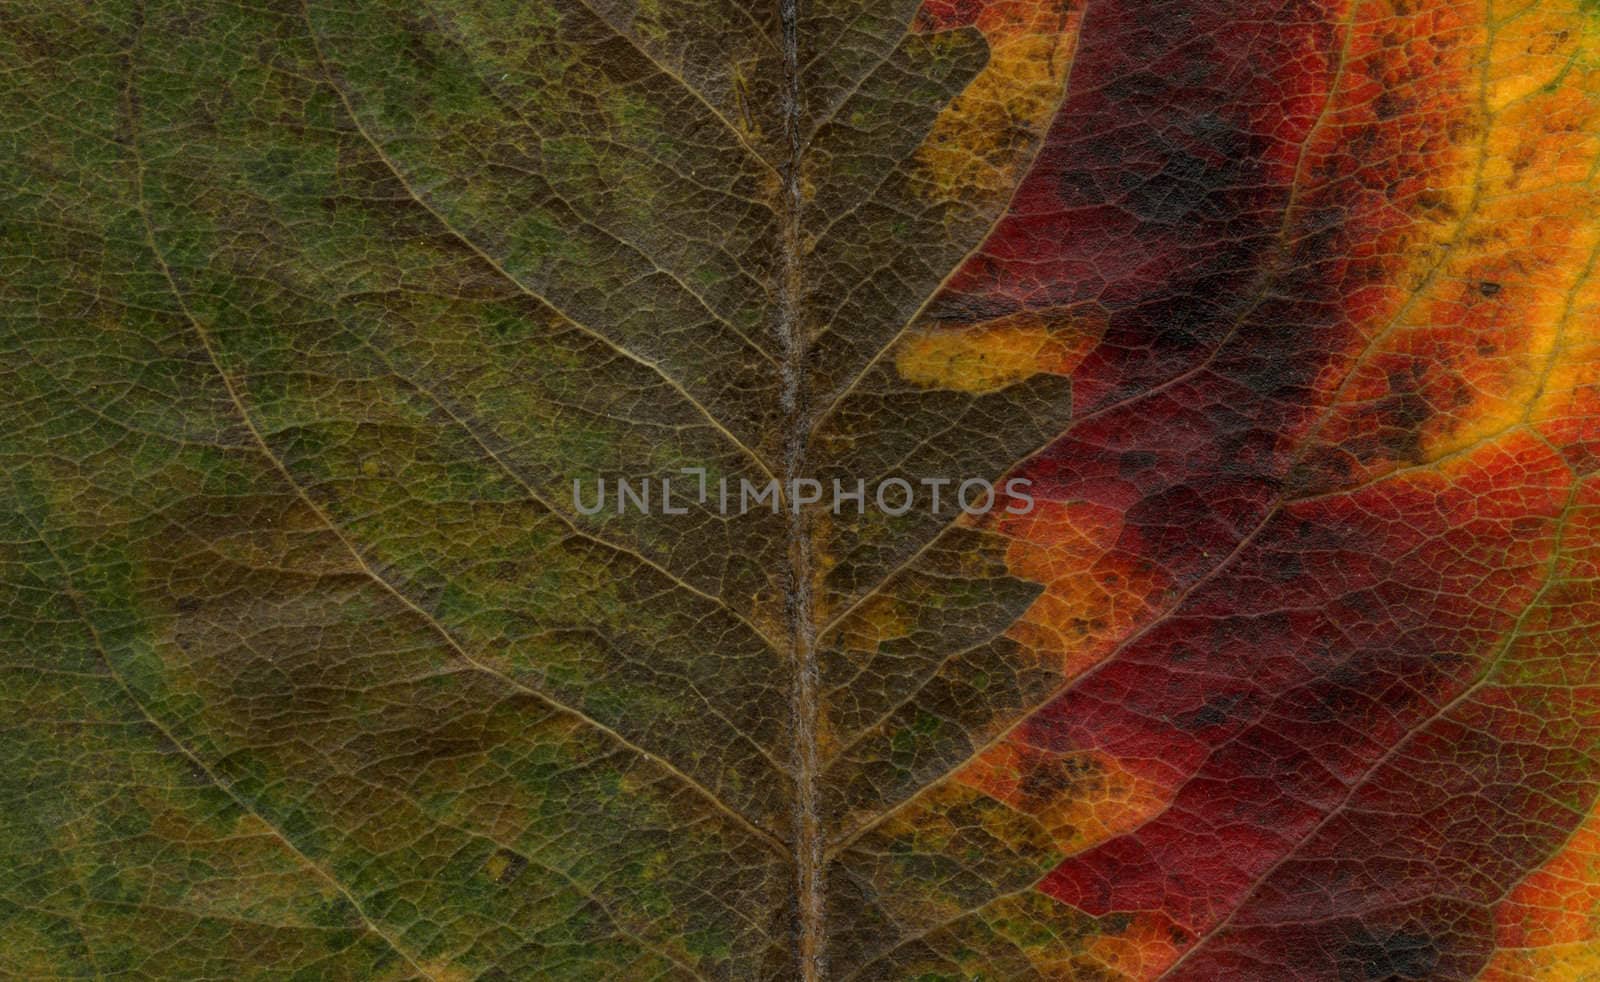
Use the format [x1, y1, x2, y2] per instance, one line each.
[5, 0, 1600, 978]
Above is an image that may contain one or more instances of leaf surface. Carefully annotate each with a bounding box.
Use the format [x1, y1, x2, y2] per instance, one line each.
[4, 0, 1600, 978]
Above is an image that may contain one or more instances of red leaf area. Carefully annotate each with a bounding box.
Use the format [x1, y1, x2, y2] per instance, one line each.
[927, 0, 1600, 975]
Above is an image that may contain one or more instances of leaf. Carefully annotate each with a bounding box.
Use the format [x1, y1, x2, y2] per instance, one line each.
[3, 0, 1599, 979]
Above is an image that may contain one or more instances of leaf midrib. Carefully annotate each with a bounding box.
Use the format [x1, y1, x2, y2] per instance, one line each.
[773, 0, 827, 977]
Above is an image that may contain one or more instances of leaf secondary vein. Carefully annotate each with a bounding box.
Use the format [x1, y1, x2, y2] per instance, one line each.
[301, 3, 783, 485]
[567, 0, 786, 178]
[1156, 461, 1584, 978]
[14, 495, 438, 981]
[131, 18, 792, 865]
[413, 0, 784, 366]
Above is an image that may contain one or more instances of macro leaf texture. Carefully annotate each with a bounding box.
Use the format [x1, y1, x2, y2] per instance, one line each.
[6, 0, 1600, 978]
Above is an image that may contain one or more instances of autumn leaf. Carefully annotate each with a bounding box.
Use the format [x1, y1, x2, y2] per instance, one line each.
[4, 0, 1600, 978]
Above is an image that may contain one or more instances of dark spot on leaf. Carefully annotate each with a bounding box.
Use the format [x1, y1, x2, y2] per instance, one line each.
[1018, 753, 1094, 807]
[1118, 450, 1158, 476]
[486, 848, 528, 885]
[1339, 928, 1441, 981]
[1174, 694, 1243, 731]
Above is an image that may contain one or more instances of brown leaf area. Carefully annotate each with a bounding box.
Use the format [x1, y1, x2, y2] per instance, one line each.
[3, 0, 1600, 979]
